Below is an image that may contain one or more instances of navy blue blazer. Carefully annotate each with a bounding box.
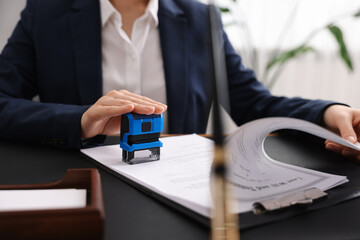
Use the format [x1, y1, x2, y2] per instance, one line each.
[0, 0, 335, 148]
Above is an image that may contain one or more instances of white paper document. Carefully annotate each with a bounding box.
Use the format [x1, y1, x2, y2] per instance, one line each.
[0, 189, 87, 212]
[81, 117, 360, 217]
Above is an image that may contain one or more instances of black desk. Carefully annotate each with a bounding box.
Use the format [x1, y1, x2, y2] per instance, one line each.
[1, 135, 360, 240]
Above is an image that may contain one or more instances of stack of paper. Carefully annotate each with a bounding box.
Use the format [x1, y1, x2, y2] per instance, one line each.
[81, 117, 357, 217]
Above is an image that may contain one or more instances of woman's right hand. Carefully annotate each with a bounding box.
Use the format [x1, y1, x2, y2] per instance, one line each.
[81, 90, 167, 139]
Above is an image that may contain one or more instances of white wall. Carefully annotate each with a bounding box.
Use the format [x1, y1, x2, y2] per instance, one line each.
[221, 0, 360, 109]
[0, 0, 26, 50]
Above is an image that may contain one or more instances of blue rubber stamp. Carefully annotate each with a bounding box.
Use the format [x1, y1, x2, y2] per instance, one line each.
[120, 113, 163, 164]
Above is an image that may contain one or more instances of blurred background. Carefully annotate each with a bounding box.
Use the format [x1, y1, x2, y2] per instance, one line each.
[209, 0, 360, 109]
[1, 0, 360, 114]
[0, 1, 25, 49]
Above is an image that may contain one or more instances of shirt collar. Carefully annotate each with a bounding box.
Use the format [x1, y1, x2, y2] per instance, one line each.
[100, 0, 116, 28]
[99, 0, 159, 28]
[147, 0, 159, 26]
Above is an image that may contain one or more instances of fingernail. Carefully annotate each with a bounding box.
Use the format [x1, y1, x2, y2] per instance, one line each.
[346, 136, 356, 143]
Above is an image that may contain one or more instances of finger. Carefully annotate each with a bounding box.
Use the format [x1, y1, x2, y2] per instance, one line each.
[133, 105, 156, 114]
[110, 90, 167, 111]
[127, 96, 166, 112]
[99, 98, 156, 114]
[333, 115, 357, 144]
[325, 142, 343, 154]
[325, 138, 360, 162]
[99, 97, 156, 114]
[89, 104, 135, 120]
[342, 148, 360, 163]
[325, 141, 360, 163]
[131, 105, 165, 115]
[97, 97, 165, 116]
[342, 148, 358, 157]
[97, 97, 134, 107]
[119, 90, 167, 108]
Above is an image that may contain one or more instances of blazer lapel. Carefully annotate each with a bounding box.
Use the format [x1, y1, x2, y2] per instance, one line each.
[70, 0, 189, 131]
[70, 0, 102, 105]
[158, 0, 188, 133]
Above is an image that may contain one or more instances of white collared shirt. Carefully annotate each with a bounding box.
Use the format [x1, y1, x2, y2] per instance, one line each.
[100, 0, 168, 132]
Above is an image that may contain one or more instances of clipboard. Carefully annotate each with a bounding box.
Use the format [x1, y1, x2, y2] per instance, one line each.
[0, 168, 104, 240]
[85, 135, 360, 230]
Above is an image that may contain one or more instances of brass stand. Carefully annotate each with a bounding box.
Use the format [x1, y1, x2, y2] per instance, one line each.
[211, 146, 240, 240]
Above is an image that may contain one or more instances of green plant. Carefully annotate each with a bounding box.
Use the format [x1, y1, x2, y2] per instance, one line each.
[219, 3, 360, 89]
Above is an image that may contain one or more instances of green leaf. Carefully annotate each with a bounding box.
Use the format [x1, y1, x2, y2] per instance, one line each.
[354, 9, 360, 17]
[219, 7, 230, 13]
[266, 45, 315, 70]
[327, 25, 353, 71]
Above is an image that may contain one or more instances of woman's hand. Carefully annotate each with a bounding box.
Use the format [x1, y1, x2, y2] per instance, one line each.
[81, 90, 167, 139]
[323, 105, 360, 162]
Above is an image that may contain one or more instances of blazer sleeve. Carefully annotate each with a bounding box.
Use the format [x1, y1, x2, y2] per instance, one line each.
[0, 0, 89, 149]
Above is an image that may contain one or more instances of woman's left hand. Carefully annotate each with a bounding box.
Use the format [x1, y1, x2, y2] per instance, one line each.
[323, 104, 360, 162]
